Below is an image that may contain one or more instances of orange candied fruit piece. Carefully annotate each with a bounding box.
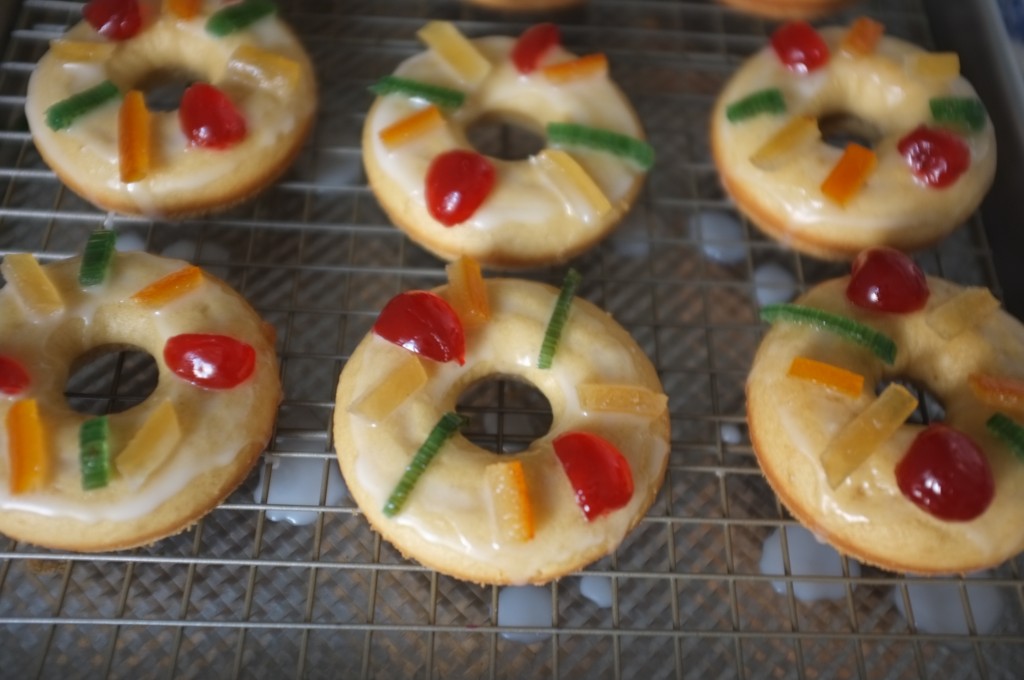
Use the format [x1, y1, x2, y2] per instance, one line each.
[542, 53, 608, 84]
[49, 39, 115, 62]
[165, 0, 203, 19]
[118, 90, 151, 183]
[904, 52, 960, 80]
[131, 265, 204, 307]
[445, 256, 490, 329]
[417, 21, 491, 86]
[750, 115, 820, 171]
[820, 143, 876, 206]
[1, 253, 63, 316]
[349, 352, 429, 424]
[116, 399, 181, 483]
[485, 459, 535, 543]
[786, 357, 864, 397]
[378, 105, 445, 149]
[969, 373, 1024, 414]
[226, 44, 301, 99]
[577, 384, 668, 418]
[926, 287, 1000, 339]
[841, 17, 885, 56]
[6, 399, 50, 494]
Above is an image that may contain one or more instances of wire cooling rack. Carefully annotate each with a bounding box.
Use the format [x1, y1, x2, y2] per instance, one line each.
[1, 1, 1023, 678]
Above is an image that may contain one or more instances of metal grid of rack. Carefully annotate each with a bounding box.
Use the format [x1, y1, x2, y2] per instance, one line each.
[1, 1, 1023, 678]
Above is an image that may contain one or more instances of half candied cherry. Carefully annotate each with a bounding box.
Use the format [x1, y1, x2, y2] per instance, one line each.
[846, 247, 930, 314]
[374, 290, 466, 365]
[896, 424, 994, 521]
[425, 150, 496, 227]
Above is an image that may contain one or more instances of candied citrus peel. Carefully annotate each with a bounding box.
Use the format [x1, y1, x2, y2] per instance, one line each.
[166, 0, 203, 19]
[131, 265, 204, 307]
[820, 383, 918, 488]
[926, 287, 1000, 339]
[378, 105, 445, 149]
[750, 116, 820, 171]
[445, 256, 490, 329]
[417, 21, 491, 87]
[536, 148, 612, 221]
[541, 53, 608, 83]
[227, 44, 301, 99]
[841, 17, 884, 56]
[49, 39, 115, 62]
[905, 52, 960, 80]
[6, 399, 49, 494]
[1, 253, 63, 316]
[577, 384, 668, 418]
[969, 373, 1024, 415]
[485, 459, 535, 543]
[118, 90, 151, 183]
[116, 399, 182, 483]
[787, 356, 865, 397]
[821, 143, 876, 205]
[349, 352, 428, 424]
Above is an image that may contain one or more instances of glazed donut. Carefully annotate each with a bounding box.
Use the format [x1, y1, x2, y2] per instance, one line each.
[0, 232, 281, 551]
[363, 21, 653, 269]
[717, 0, 856, 20]
[747, 248, 1024, 574]
[334, 264, 670, 584]
[711, 19, 996, 260]
[25, 0, 317, 218]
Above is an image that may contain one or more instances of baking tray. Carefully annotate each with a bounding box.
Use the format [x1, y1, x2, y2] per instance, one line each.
[1, 1, 1023, 678]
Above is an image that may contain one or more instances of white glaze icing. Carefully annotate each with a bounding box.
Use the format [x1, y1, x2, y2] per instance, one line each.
[0, 251, 279, 524]
[335, 279, 670, 584]
[759, 525, 861, 601]
[712, 27, 997, 256]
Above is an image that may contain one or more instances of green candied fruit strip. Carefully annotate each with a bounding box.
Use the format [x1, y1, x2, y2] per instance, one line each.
[930, 96, 987, 132]
[760, 303, 897, 365]
[45, 80, 120, 131]
[538, 268, 582, 370]
[546, 123, 655, 170]
[383, 411, 467, 517]
[368, 76, 466, 109]
[725, 87, 786, 123]
[986, 412, 1024, 461]
[79, 229, 117, 287]
[80, 416, 111, 491]
[206, 0, 277, 37]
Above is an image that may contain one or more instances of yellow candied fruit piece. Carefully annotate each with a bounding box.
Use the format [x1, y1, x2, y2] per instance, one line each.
[485, 459, 535, 543]
[131, 265, 204, 307]
[969, 373, 1024, 414]
[927, 287, 1000, 340]
[49, 39, 115, 62]
[445, 256, 490, 329]
[750, 116, 820, 171]
[820, 383, 918, 489]
[577, 384, 668, 418]
[841, 17, 885, 56]
[379, 105, 445, 149]
[904, 52, 960, 80]
[820, 143, 876, 206]
[119, 90, 151, 184]
[536, 148, 612, 220]
[7, 399, 49, 494]
[541, 53, 608, 83]
[165, 0, 203, 19]
[226, 44, 301, 100]
[1, 253, 63, 316]
[349, 353, 428, 424]
[787, 357, 864, 397]
[416, 21, 491, 87]
[116, 400, 181, 483]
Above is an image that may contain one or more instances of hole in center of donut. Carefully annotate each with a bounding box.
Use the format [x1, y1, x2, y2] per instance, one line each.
[456, 377, 553, 454]
[876, 378, 946, 425]
[817, 112, 882, 150]
[135, 68, 203, 112]
[65, 346, 159, 416]
[465, 115, 546, 161]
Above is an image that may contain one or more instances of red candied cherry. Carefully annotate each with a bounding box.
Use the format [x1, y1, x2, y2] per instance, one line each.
[179, 83, 247, 149]
[0, 356, 30, 396]
[83, 0, 143, 41]
[846, 247, 930, 313]
[374, 290, 466, 365]
[512, 23, 561, 74]
[770, 21, 830, 74]
[896, 424, 994, 522]
[897, 125, 971, 189]
[553, 431, 634, 521]
[164, 334, 256, 389]
[425, 150, 496, 226]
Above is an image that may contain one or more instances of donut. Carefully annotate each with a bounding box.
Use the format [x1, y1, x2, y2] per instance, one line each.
[0, 231, 281, 551]
[717, 0, 855, 20]
[711, 19, 996, 260]
[24, 0, 317, 218]
[333, 260, 670, 584]
[363, 21, 653, 269]
[747, 247, 1024, 574]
